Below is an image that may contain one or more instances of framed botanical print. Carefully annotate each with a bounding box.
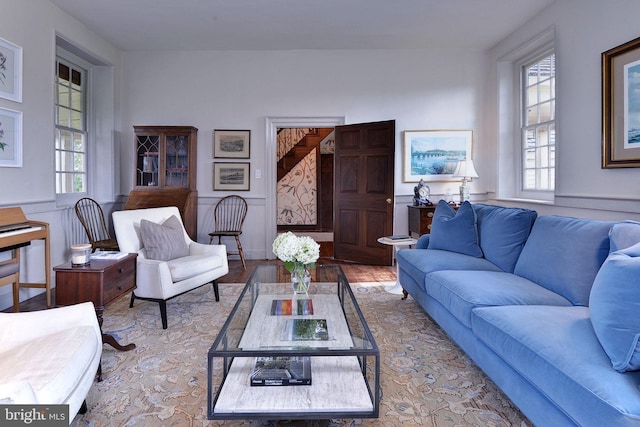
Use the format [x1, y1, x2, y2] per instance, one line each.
[0, 107, 22, 167]
[0, 37, 22, 102]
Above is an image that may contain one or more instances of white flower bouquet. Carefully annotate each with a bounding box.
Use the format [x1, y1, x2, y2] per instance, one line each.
[272, 231, 320, 272]
[273, 232, 320, 294]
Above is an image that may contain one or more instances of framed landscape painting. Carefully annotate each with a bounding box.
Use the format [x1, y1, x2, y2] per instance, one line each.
[602, 36, 640, 168]
[213, 129, 250, 158]
[0, 37, 22, 102]
[403, 130, 473, 182]
[213, 162, 250, 191]
[0, 107, 22, 167]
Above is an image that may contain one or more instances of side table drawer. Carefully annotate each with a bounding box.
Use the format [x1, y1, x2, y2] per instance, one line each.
[103, 259, 136, 303]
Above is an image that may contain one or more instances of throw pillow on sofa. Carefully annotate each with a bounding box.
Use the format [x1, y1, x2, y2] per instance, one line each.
[428, 200, 483, 258]
[140, 215, 190, 261]
[590, 241, 640, 372]
[609, 220, 640, 252]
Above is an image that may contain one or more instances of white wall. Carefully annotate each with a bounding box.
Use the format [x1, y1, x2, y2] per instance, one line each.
[120, 48, 486, 258]
[0, 0, 122, 310]
[485, 0, 640, 220]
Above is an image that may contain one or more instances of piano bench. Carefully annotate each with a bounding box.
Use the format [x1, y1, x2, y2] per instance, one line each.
[0, 255, 20, 313]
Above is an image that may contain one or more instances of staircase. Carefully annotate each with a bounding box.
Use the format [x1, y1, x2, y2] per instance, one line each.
[277, 128, 334, 181]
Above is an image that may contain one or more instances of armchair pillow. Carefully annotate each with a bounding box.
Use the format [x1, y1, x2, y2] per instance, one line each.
[590, 242, 640, 372]
[428, 200, 483, 258]
[140, 215, 189, 261]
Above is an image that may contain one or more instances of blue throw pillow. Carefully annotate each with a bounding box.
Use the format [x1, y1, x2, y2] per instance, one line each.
[609, 220, 640, 253]
[473, 204, 537, 273]
[590, 242, 640, 372]
[428, 200, 483, 258]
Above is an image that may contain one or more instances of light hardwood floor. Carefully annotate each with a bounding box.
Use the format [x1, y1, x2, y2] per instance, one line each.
[6, 258, 397, 313]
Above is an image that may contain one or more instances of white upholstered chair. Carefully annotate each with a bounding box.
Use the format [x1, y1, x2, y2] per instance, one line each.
[0, 302, 102, 422]
[112, 206, 229, 329]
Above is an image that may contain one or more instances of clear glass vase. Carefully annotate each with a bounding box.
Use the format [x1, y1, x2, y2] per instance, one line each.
[291, 263, 311, 295]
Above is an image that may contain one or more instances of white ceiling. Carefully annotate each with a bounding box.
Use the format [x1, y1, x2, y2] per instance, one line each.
[48, 0, 555, 52]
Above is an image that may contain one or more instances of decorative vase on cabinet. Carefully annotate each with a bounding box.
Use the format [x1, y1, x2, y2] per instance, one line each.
[124, 126, 198, 239]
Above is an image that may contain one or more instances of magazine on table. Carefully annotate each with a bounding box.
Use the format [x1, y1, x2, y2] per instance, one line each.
[270, 298, 314, 316]
[282, 318, 328, 341]
[90, 251, 128, 260]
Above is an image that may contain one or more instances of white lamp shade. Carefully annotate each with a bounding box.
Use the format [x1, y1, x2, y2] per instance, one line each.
[453, 159, 479, 179]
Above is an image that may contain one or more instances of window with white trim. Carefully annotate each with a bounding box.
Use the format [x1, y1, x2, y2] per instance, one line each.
[522, 52, 555, 192]
[55, 57, 87, 194]
[496, 28, 556, 202]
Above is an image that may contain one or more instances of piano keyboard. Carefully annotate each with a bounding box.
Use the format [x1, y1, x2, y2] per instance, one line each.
[0, 226, 44, 238]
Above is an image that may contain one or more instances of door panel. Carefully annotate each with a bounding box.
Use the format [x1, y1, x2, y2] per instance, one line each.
[334, 120, 395, 265]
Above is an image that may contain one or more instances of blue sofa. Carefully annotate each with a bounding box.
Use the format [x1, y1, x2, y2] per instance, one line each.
[397, 201, 640, 426]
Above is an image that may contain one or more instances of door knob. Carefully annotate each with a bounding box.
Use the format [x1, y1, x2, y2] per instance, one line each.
[386, 198, 392, 204]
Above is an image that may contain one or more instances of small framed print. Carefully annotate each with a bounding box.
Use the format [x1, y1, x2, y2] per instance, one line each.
[213, 129, 250, 158]
[213, 162, 250, 191]
[0, 107, 22, 167]
[0, 37, 23, 102]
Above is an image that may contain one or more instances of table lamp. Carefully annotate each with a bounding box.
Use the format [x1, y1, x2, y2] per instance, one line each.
[452, 158, 479, 203]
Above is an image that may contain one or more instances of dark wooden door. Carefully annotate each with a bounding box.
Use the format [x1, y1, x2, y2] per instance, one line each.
[333, 120, 395, 265]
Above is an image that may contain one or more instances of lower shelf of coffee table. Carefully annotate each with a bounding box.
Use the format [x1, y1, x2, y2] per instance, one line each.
[213, 355, 373, 416]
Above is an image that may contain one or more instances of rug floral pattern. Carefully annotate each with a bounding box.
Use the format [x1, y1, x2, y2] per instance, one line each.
[72, 283, 531, 427]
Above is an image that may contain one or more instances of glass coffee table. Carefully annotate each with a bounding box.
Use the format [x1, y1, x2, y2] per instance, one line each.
[207, 264, 380, 420]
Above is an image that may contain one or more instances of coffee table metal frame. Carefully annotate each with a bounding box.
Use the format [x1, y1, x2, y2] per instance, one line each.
[207, 264, 380, 420]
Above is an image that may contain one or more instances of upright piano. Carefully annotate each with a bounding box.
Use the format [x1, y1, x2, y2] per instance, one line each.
[0, 206, 51, 311]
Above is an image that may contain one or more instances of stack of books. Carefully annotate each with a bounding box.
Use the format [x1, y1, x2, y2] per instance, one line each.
[250, 356, 312, 386]
[381, 234, 414, 243]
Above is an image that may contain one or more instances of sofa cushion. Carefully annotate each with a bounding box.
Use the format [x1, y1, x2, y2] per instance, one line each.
[472, 204, 537, 273]
[609, 220, 640, 252]
[397, 248, 502, 294]
[513, 215, 614, 306]
[425, 270, 572, 328]
[428, 200, 482, 257]
[167, 254, 224, 282]
[140, 215, 189, 261]
[471, 305, 640, 427]
[0, 326, 100, 406]
[590, 242, 640, 372]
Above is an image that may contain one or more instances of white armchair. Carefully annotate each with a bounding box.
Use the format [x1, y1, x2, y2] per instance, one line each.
[112, 206, 229, 329]
[0, 302, 102, 423]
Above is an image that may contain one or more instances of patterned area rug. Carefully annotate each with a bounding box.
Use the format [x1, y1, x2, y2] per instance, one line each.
[72, 282, 531, 426]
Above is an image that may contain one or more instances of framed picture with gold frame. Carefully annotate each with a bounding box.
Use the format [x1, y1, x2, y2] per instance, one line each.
[602, 36, 640, 168]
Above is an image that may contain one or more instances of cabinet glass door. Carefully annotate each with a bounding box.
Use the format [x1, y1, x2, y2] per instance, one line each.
[165, 135, 189, 187]
[136, 135, 160, 187]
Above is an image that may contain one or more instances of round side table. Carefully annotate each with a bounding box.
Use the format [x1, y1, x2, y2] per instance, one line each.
[377, 236, 418, 297]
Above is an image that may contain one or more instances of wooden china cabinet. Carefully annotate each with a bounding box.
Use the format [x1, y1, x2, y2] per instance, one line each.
[124, 126, 198, 239]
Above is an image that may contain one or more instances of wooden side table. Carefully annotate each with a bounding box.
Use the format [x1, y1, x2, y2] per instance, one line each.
[54, 253, 138, 380]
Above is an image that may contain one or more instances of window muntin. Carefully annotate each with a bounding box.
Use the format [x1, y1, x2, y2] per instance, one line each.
[55, 59, 87, 194]
[521, 53, 555, 192]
